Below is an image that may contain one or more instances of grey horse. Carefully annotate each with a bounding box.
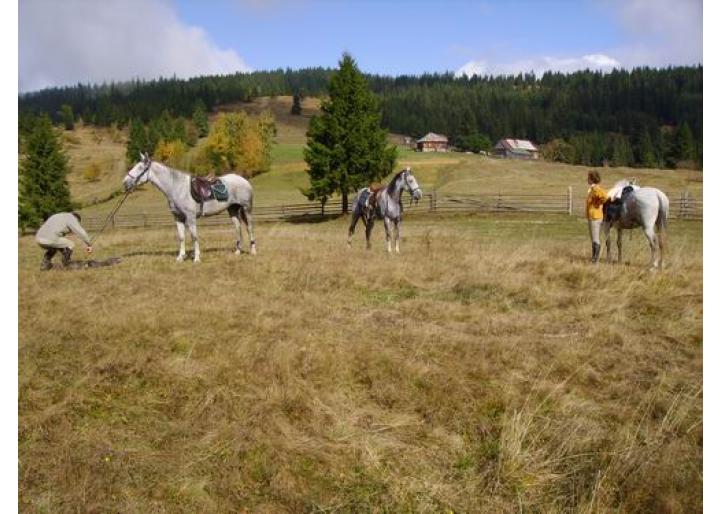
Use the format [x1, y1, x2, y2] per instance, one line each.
[123, 153, 256, 262]
[347, 167, 422, 253]
[602, 179, 670, 269]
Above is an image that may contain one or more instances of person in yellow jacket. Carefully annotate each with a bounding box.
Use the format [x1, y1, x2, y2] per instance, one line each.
[586, 171, 608, 263]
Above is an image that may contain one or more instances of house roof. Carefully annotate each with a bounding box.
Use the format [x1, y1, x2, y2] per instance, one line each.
[417, 132, 449, 143]
[494, 138, 538, 151]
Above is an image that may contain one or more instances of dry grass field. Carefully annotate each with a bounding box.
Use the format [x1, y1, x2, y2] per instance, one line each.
[19, 212, 702, 512]
[21, 98, 702, 511]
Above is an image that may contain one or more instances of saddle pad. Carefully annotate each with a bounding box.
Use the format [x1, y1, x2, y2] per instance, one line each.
[211, 181, 229, 201]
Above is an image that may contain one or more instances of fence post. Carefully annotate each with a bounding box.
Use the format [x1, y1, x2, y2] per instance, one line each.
[567, 186, 572, 215]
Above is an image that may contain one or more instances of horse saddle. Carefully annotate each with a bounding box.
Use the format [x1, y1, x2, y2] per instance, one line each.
[604, 185, 636, 223]
[369, 183, 384, 194]
[190, 176, 229, 203]
[366, 183, 385, 210]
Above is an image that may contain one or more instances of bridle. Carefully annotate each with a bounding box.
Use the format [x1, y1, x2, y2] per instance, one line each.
[129, 159, 152, 189]
[402, 171, 421, 197]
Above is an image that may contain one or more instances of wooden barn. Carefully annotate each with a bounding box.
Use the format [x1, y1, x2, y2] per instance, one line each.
[493, 138, 540, 160]
[416, 132, 449, 152]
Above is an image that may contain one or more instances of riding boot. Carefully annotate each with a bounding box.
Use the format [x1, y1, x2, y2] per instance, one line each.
[61, 248, 73, 267]
[40, 248, 56, 271]
[591, 242, 600, 263]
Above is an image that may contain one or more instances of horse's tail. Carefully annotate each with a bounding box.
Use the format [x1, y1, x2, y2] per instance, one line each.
[656, 190, 670, 260]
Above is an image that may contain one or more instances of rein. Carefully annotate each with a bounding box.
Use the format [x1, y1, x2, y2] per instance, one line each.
[88, 189, 132, 245]
[88, 160, 151, 244]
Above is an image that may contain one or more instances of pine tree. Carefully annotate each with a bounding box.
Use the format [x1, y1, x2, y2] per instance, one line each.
[291, 91, 303, 115]
[638, 129, 657, 168]
[126, 118, 148, 165]
[19, 115, 73, 230]
[59, 104, 74, 131]
[192, 100, 209, 138]
[304, 53, 397, 213]
[610, 134, 633, 167]
[676, 121, 696, 164]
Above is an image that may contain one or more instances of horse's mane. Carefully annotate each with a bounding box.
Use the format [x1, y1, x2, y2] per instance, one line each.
[151, 160, 193, 182]
[387, 170, 406, 194]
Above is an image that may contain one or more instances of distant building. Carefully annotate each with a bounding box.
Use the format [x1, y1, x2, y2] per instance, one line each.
[493, 138, 540, 160]
[416, 132, 449, 152]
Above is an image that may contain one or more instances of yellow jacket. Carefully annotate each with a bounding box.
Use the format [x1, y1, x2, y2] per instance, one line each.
[586, 184, 608, 220]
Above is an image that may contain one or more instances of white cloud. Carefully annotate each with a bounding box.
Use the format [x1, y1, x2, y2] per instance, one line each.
[455, 60, 487, 78]
[607, 0, 702, 67]
[455, 0, 701, 79]
[19, 0, 251, 92]
[455, 53, 621, 78]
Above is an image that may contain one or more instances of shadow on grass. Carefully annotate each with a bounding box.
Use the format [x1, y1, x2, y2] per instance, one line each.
[121, 247, 236, 259]
[283, 213, 345, 224]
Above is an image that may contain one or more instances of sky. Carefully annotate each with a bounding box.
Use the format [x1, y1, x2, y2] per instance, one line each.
[19, 0, 703, 93]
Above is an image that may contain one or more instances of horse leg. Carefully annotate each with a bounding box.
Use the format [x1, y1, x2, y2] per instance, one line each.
[188, 218, 201, 263]
[365, 218, 374, 250]
[175, 219, 186, 262]
[643, 226, 658, 269]
[383, 217, 392, 253]
[616, 228, 623, 265]
[602, 223, 612, 262]
[230, 212, 244, 255]
[657, 227, 666, 271]
[347, 212, 361, 248]
[240, 207, 257, 255]
[394, 219, 401, 253]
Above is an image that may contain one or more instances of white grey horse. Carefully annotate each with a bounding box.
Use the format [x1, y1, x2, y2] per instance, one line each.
[347, 167, 422, 253]
[602, 178, 670, 269]
[123, 153, 256, 262]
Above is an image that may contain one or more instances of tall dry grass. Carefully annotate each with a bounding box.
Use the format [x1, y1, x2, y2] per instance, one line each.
[19, 214, 702, 512]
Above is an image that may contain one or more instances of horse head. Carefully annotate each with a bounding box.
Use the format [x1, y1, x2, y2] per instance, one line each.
[123, 152, 153, 191]
[402, 167, 423, 203]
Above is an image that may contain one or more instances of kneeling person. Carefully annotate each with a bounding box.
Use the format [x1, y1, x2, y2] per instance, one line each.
[35, 212, 93, 270]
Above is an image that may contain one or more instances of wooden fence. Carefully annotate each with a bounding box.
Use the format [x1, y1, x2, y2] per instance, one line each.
[80, 189, 702, 232]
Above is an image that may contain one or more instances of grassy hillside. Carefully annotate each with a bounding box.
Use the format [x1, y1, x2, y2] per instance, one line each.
[19, 214, 702, 512]
[61, 96, 703, 217]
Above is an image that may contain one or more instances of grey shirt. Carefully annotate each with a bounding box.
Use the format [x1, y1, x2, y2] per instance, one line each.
[35, 213, 91, 246]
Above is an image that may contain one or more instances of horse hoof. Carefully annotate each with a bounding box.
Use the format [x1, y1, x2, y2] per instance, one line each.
[234, 249, 242, 256]
[250, 247, 257, 256]
[176, 256, 185, 262]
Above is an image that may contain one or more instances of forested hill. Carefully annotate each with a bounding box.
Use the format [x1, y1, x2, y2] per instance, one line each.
[19, 65, 702, 168]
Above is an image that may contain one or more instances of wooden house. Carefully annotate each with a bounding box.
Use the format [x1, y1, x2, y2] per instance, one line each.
[416, 132, 449, 152]
[493, 138, 540, 159]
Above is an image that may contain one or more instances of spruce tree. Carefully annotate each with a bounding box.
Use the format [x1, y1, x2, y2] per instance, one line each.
[19, 115, 73, 229]
[59, 104, 74, 131]
[126, 118, 148, 165]
[638, 129, 657, 168]
[192, 100, 209, 138]
[304, 53, 397, 213]
[676, 121, 696, 164]
[291, 91, 303, 115]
